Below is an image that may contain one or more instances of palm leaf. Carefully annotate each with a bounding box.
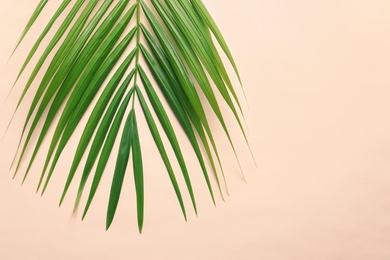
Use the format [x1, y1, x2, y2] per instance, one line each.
[7, 0, 251, 232]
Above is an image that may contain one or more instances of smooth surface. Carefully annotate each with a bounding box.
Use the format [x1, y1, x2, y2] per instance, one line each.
[1, 0, 390, 259]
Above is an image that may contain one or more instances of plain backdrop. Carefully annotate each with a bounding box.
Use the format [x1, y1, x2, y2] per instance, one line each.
[1, 0, 390, 259]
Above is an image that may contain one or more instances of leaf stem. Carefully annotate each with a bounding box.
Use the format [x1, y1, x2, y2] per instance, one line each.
[133, 0, 141, 109]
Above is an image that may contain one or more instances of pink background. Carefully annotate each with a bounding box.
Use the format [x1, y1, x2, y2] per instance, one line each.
[1, 0, 390, 259]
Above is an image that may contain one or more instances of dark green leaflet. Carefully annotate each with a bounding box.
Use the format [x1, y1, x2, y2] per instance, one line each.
[136, 86, 187, 220]
[131, 112, 144, 233]
[107, 109, 135, 230]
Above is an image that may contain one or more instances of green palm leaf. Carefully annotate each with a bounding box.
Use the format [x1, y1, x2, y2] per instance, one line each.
[7, 0, 252, 232]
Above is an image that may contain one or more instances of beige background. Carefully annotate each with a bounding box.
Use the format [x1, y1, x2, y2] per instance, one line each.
[1, 0, 390, 259]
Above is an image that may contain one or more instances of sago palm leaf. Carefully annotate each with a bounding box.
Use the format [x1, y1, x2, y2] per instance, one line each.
[7, 0, 253, 233]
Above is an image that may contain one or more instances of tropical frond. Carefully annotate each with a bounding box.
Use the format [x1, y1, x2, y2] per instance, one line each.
[7, 0, 252, 233]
